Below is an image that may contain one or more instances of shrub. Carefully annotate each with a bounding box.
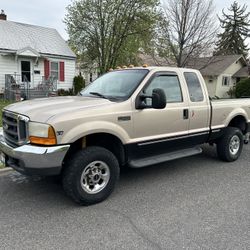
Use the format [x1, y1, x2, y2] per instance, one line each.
[235, 78, 250, 98]
[73, 75, 85, 95]
[57, 88, 74, 96]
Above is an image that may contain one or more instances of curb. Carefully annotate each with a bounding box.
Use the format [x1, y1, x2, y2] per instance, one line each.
[0, 167, 13, 174]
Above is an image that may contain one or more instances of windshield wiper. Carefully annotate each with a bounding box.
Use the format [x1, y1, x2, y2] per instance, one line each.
[89, 92, 109, 99]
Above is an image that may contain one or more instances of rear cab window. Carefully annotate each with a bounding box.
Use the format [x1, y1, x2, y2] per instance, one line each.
[184, 72, 204, 102]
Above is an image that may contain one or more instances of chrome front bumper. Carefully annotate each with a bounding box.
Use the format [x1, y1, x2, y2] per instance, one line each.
[0, 130, 70, 176]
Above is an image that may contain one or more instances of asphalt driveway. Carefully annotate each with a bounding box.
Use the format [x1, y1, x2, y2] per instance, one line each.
[0, 144, 249, 250]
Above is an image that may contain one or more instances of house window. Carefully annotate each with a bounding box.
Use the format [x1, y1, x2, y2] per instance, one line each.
[50, 62, 59, 80]
[222, 76, 230, 86]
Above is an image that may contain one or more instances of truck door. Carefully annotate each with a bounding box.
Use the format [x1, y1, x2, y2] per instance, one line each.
[131, 71, 190, 159]
[183, 71, 210, 145]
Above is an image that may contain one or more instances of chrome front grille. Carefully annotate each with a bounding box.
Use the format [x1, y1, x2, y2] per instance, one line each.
[2, 111, 29, 147]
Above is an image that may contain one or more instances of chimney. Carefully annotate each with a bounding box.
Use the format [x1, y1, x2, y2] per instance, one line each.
[0, 10, 7, 21]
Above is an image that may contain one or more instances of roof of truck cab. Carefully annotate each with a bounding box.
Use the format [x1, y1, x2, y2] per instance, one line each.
[113, 66, 200, 72]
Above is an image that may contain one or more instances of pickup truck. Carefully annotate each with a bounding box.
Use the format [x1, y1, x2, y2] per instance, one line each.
[1, 67, 250, 205]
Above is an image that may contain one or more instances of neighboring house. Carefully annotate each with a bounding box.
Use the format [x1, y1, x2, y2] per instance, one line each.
[187, 55, 249, 98]
[139, 53, 176, 67]
[75, 61, 99, 85]
[0, 11, 76, 95]
[76, 53, 176, 86]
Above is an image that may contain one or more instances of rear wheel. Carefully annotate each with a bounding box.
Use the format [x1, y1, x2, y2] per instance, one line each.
[62, 146, 120, 205]
[217, 127, 243, 162]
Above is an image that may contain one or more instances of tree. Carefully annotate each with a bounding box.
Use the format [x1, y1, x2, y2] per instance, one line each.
[157, 0, 217, 67]
[214, 1, 250, 57]
[65, 0, 159, 74]
[235, 78, 250, 98]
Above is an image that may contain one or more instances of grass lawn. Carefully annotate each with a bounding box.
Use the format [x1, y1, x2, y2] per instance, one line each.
[0, 99, 14, 126]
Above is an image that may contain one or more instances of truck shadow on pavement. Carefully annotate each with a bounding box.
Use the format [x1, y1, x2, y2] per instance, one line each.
[1, 144, 221, 207]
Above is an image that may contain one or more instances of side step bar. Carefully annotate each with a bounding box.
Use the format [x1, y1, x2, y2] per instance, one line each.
[129, 147, 203, 168]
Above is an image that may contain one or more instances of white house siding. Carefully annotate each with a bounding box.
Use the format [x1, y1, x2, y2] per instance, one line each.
[0, 54, 18, 92]
[60, 59, 75, 90]
[0, 54, 76, 92]
[203, 75, 217, 97]
[215, 60, 243, 98]
[33, 58, 45, 86]
[46, 57, 75, 90]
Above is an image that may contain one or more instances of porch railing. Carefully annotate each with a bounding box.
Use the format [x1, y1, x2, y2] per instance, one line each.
[4, 74, 58, 101]
[4, 74, 30, 101]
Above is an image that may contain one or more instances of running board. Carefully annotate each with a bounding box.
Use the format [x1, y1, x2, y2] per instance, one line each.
[129, 147, 202, 168]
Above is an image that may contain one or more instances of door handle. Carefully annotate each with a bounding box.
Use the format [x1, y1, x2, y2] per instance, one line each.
[183, 109, 189, 119]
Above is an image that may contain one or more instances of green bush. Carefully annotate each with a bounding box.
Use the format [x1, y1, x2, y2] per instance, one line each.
[73, 75, 85, 95]
[57, 88, 74, 96]
[235, 78, 250, 98]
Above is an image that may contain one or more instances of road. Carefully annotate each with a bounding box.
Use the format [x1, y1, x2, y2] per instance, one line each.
[0, 145, 249, 250]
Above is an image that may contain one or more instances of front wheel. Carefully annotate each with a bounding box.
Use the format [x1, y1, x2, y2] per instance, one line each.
[217, 127, 243, 162]
[62, 146, 120, 205]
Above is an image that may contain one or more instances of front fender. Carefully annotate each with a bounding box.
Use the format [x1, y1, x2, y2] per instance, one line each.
[60, 121, 131, 144]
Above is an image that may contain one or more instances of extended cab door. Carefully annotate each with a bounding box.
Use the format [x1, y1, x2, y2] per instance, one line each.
[182, 71, 211, 144]
[130, 71, 190, 159]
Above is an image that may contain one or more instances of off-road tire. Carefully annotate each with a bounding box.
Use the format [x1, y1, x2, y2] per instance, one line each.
[62, 146, 120, 205]
[217, 127, 243, 162]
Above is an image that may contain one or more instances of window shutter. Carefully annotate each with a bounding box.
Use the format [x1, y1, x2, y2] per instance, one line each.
[44, 59, 50, 80]
[59, 61, 65, 82]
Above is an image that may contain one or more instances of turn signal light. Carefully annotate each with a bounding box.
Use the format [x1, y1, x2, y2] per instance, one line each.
[29, 126, 57, 145]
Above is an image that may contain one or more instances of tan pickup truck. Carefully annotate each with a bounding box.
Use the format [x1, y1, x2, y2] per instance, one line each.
[1, 67, 250, 205]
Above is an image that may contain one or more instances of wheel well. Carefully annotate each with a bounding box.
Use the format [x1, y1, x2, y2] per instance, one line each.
[65, 133, 127, 167]
[228, 116, 248, 134]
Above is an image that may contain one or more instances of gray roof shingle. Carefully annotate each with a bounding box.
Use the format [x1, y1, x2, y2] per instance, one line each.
[0, 20, 76, 58]
[186, 55, 246, 76]
[233, 66, 249, 78]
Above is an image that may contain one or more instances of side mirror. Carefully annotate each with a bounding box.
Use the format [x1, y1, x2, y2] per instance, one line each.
[136, 88, 166, 109]
[152, 88, 166, 109]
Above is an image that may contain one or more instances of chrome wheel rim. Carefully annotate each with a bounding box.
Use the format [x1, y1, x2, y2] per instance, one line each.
[229, 135, 240, 155]
[80, 161, 110, 194]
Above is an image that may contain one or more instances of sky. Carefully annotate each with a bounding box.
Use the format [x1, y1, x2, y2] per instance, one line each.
[0, 0, 250, 41]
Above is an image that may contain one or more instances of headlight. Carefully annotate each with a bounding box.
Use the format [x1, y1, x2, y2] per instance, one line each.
[29, 122, 57, 145]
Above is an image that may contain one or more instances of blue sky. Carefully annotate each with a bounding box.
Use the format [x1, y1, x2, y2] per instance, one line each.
[0, 0, 250, 41]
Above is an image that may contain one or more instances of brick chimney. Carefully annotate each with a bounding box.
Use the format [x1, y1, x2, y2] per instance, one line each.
[0, 10, 7, 20]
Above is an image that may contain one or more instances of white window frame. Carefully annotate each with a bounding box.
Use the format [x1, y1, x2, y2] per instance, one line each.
[222, 75, 231, 86]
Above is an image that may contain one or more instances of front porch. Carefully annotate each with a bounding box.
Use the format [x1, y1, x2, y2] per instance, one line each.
[4, 74, 58, 101]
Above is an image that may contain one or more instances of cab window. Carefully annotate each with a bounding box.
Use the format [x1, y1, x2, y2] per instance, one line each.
[184, 72, 204, 102]
[144, 74, 183, 105]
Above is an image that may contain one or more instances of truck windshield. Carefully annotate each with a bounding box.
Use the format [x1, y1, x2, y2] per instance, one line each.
[80, 69, 149, 100]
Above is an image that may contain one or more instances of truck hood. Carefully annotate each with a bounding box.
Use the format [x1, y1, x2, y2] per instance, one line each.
[4, 96, 114, 122]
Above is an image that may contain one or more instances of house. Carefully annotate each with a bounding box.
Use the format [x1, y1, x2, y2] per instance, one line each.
[138, 53, 176, 67]
[0, 11, 76, 97]
[186, 55, 249, 98]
